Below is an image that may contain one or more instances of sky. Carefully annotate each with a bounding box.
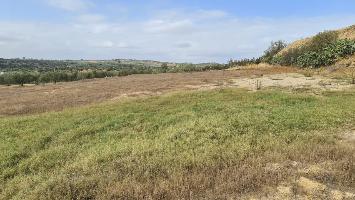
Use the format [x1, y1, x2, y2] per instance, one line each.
[0, 0, 355, 63]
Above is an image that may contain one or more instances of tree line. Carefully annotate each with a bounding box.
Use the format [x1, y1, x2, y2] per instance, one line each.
[0, 59, 226, 86]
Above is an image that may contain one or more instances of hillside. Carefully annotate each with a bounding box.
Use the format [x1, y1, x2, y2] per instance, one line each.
[278, 25, 355, 56]
[269, 24, 355, 68]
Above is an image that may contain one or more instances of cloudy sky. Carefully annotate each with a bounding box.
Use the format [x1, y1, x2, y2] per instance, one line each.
[1, 0, 355, 63]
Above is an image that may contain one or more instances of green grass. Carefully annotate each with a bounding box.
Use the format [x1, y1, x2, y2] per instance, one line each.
[1, 89, 355, 199]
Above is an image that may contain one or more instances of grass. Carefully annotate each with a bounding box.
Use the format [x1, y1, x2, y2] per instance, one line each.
[1, 88, 355, 199]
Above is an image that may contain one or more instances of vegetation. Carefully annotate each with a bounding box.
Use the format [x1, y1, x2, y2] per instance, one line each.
[0, 59, 226, 85]
[261, 40, 288, 63]
[228, 41, 286, 67]
[271, 31, 355, 68]
[1, 88, 354, 199]
[228, 57, 261, 67]
[343, 65, 355, 84]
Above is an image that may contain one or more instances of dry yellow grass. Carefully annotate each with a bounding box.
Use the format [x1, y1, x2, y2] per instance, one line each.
[278, 38, 310, 56]
[338, 25, 355, 40]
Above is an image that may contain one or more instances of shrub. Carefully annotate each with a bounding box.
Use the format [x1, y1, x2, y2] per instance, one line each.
[296, 39, 355, 68]
[306, 30, 338, 52]
[0, 72, 39, 86]
[271, 47, 302, 66]
[262, 40, 287, 63]
[272, 35, 355, 68]
[271, 31, 341, 67]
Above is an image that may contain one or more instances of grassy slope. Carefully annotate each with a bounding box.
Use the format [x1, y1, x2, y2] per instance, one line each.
[1, 89, 355, 199]
[278, 24, 355, 56]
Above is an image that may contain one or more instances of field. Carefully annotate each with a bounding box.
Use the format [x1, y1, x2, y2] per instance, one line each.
[1, 67, 355, 199]
[0, 67, 294, 116]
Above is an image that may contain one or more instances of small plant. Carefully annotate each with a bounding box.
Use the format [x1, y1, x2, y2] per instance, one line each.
[301, 68, 314, 77]
[338, 63, 355, 84]
[345, 64, 355, 84]
[256, 80, 262, 90]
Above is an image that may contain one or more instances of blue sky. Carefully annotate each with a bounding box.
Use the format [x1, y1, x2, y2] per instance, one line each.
[0, 0, 355, 62]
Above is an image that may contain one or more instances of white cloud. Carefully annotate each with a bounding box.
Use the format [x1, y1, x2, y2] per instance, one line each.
[195, 10, 228, 19]
[46, 0, 93, 11]
[90, 40, 114, 48]
[117, 42, 131, 48]
[1, 9, 355, 62]
[0, 35, 23, 45]
[175, 42, 193, 49]
[76, 14, 106, 23]
[144, 19, 194, 34]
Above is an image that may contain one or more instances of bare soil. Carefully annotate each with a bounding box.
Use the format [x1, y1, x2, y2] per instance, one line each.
[1, 66, 354, 117]
[0, 67, 294, 116]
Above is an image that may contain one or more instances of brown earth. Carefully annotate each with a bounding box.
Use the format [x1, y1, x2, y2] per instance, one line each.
[1, 66, 354, 117]
[0, 67, 296, 117]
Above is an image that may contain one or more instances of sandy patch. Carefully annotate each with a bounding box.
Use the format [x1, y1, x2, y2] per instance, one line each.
[229, 73, 353, 91]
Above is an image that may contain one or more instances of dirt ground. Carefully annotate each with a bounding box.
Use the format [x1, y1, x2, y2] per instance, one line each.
[0, 67, 288, 116]
[0, 66, 353, 116]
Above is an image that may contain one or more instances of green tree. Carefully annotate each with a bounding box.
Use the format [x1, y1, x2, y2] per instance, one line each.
[161, 63, 169, 73]
[262, 40, 287, 63]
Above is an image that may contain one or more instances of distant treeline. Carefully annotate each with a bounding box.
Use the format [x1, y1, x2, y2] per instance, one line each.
[228, 57, 262, 67]
[0, 59, 226, 85]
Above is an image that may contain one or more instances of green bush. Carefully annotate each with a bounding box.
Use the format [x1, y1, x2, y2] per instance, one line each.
[0, 72, 40, 86]
[306, 30, 338, 52]
[296, 39, 355, 68]
[261, 40, 287, 63]
[271, 47, 304, 66]
[270, 30, 355, 68]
